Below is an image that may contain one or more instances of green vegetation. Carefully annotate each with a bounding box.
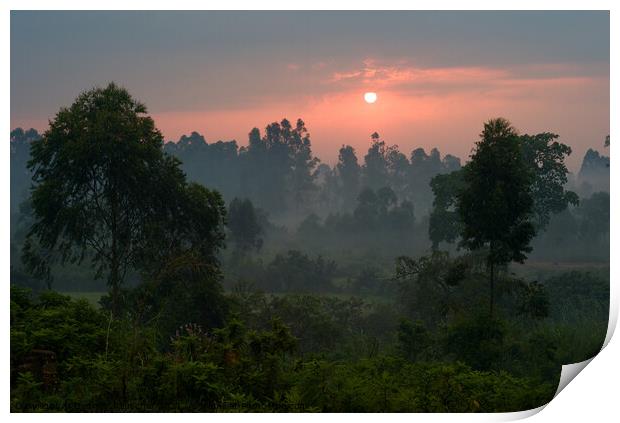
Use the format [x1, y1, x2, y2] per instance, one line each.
[11, 262, 607, 412]
[10, 84, 609, 412]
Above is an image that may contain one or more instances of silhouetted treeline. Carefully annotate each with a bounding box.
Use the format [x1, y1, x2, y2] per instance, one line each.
[161, 122, 461, 220]
[12, 125, 609, 227]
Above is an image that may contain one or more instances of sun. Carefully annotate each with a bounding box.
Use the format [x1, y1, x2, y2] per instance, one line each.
[364, 92, 377, 104]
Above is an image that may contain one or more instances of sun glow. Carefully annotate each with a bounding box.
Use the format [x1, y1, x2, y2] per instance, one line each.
[364, 92, 377, 104]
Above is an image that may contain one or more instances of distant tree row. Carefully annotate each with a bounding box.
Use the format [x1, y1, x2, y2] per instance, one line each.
[11, 126, 608, 224]
[162, 126, 461, 218]
[297, 186, 416, 250]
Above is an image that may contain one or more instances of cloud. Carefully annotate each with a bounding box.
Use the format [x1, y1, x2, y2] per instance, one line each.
[330, 70, 363, 82]
[287, 63, 301, 71]
[324, 58, 607, 100]
[312, 61, 328, 70]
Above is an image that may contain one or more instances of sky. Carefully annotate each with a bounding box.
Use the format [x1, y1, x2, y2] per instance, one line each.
[11, 11, 610, 171]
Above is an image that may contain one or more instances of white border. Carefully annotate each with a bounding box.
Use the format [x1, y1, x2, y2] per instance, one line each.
[3, 2, 616, 422]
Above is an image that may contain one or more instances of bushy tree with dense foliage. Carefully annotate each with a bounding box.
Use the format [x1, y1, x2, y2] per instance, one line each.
[458, 118, 536, 316]
[22, 83, 227, 314]
[429, 125, 578, 250]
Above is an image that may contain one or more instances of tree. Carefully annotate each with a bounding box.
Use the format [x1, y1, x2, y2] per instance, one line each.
[227, 198, 263, 260]
[458, 118, 536, 316]
[386, 147, 410, 200]
[164, 132, 243, 201]
[137, 180, 227, 280]
[429, 128, 576, 249]
[576, 191, 610, 244]
[362, 132, 390, 190]
[287, 119, 320, 210]
[395, 252, 468, 328]
[316, 164, 341, 211]
[397, 319, 430, 361]
[336, 145, 361, 210]
[442, 154, 461, 173]
[353, 188, 380, 229]
[408, 147, 446, 215]
[240, 118, 319, 214]
[428, 170, 465, 250]
[22, 83, 226, 315]
[578, 148, 609, 195]
[519, 133, 579, 228]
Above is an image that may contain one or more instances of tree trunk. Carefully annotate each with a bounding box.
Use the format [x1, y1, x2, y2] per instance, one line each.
[110, 260, 120, 317]
[489, 260, 494, 318]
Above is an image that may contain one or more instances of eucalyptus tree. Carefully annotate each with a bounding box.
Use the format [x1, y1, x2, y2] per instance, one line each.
[23, 83, 227, 315]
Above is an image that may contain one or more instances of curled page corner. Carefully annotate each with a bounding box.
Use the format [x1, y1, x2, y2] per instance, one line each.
[554, 357, 595, 398]
[496, 404, 547, 421]
[498, 358, 596, 421]
[502, 304, 615, 421]
[549, 301, 615, 402]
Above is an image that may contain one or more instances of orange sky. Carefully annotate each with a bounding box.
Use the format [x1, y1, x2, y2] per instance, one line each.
[144, 62, 609, 171]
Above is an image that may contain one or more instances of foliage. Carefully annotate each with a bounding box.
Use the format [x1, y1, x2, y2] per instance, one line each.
[11, 259, 609, 413]
[457, 119, 536, 315]
[11, 287, 560, 412]
[395, 251, 474, 328]
[397, 319, 431, 361]
[429, 126, 579, 249]
[445, 315, 506, 371]
[459, 119, 536, 265]
[516, 281, 550, 320]
[337, 145, 361, 210]
[429, 170, 465, 249]
[227, 198, 264, 260]
[258, 250, 337, 293]
[22, 84, 227, 315]
[519, 133, 579, 229]
[576, 191, 609, 243]
[9, 106, 608, 413]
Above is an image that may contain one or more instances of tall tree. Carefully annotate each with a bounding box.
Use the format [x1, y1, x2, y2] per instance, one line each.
[336, 145, 361, 210]
[22, 83, 226, 314]
[386, 146, 410, 201]
[288, 119, 320, 210]
[362, 132, 390, 190]
[408, 147, 446, 214]
[239, 127, 268, 204]
[429, 129, 577, 249]
[241, 118, 319, 214]
[458, 118, 536, 316]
